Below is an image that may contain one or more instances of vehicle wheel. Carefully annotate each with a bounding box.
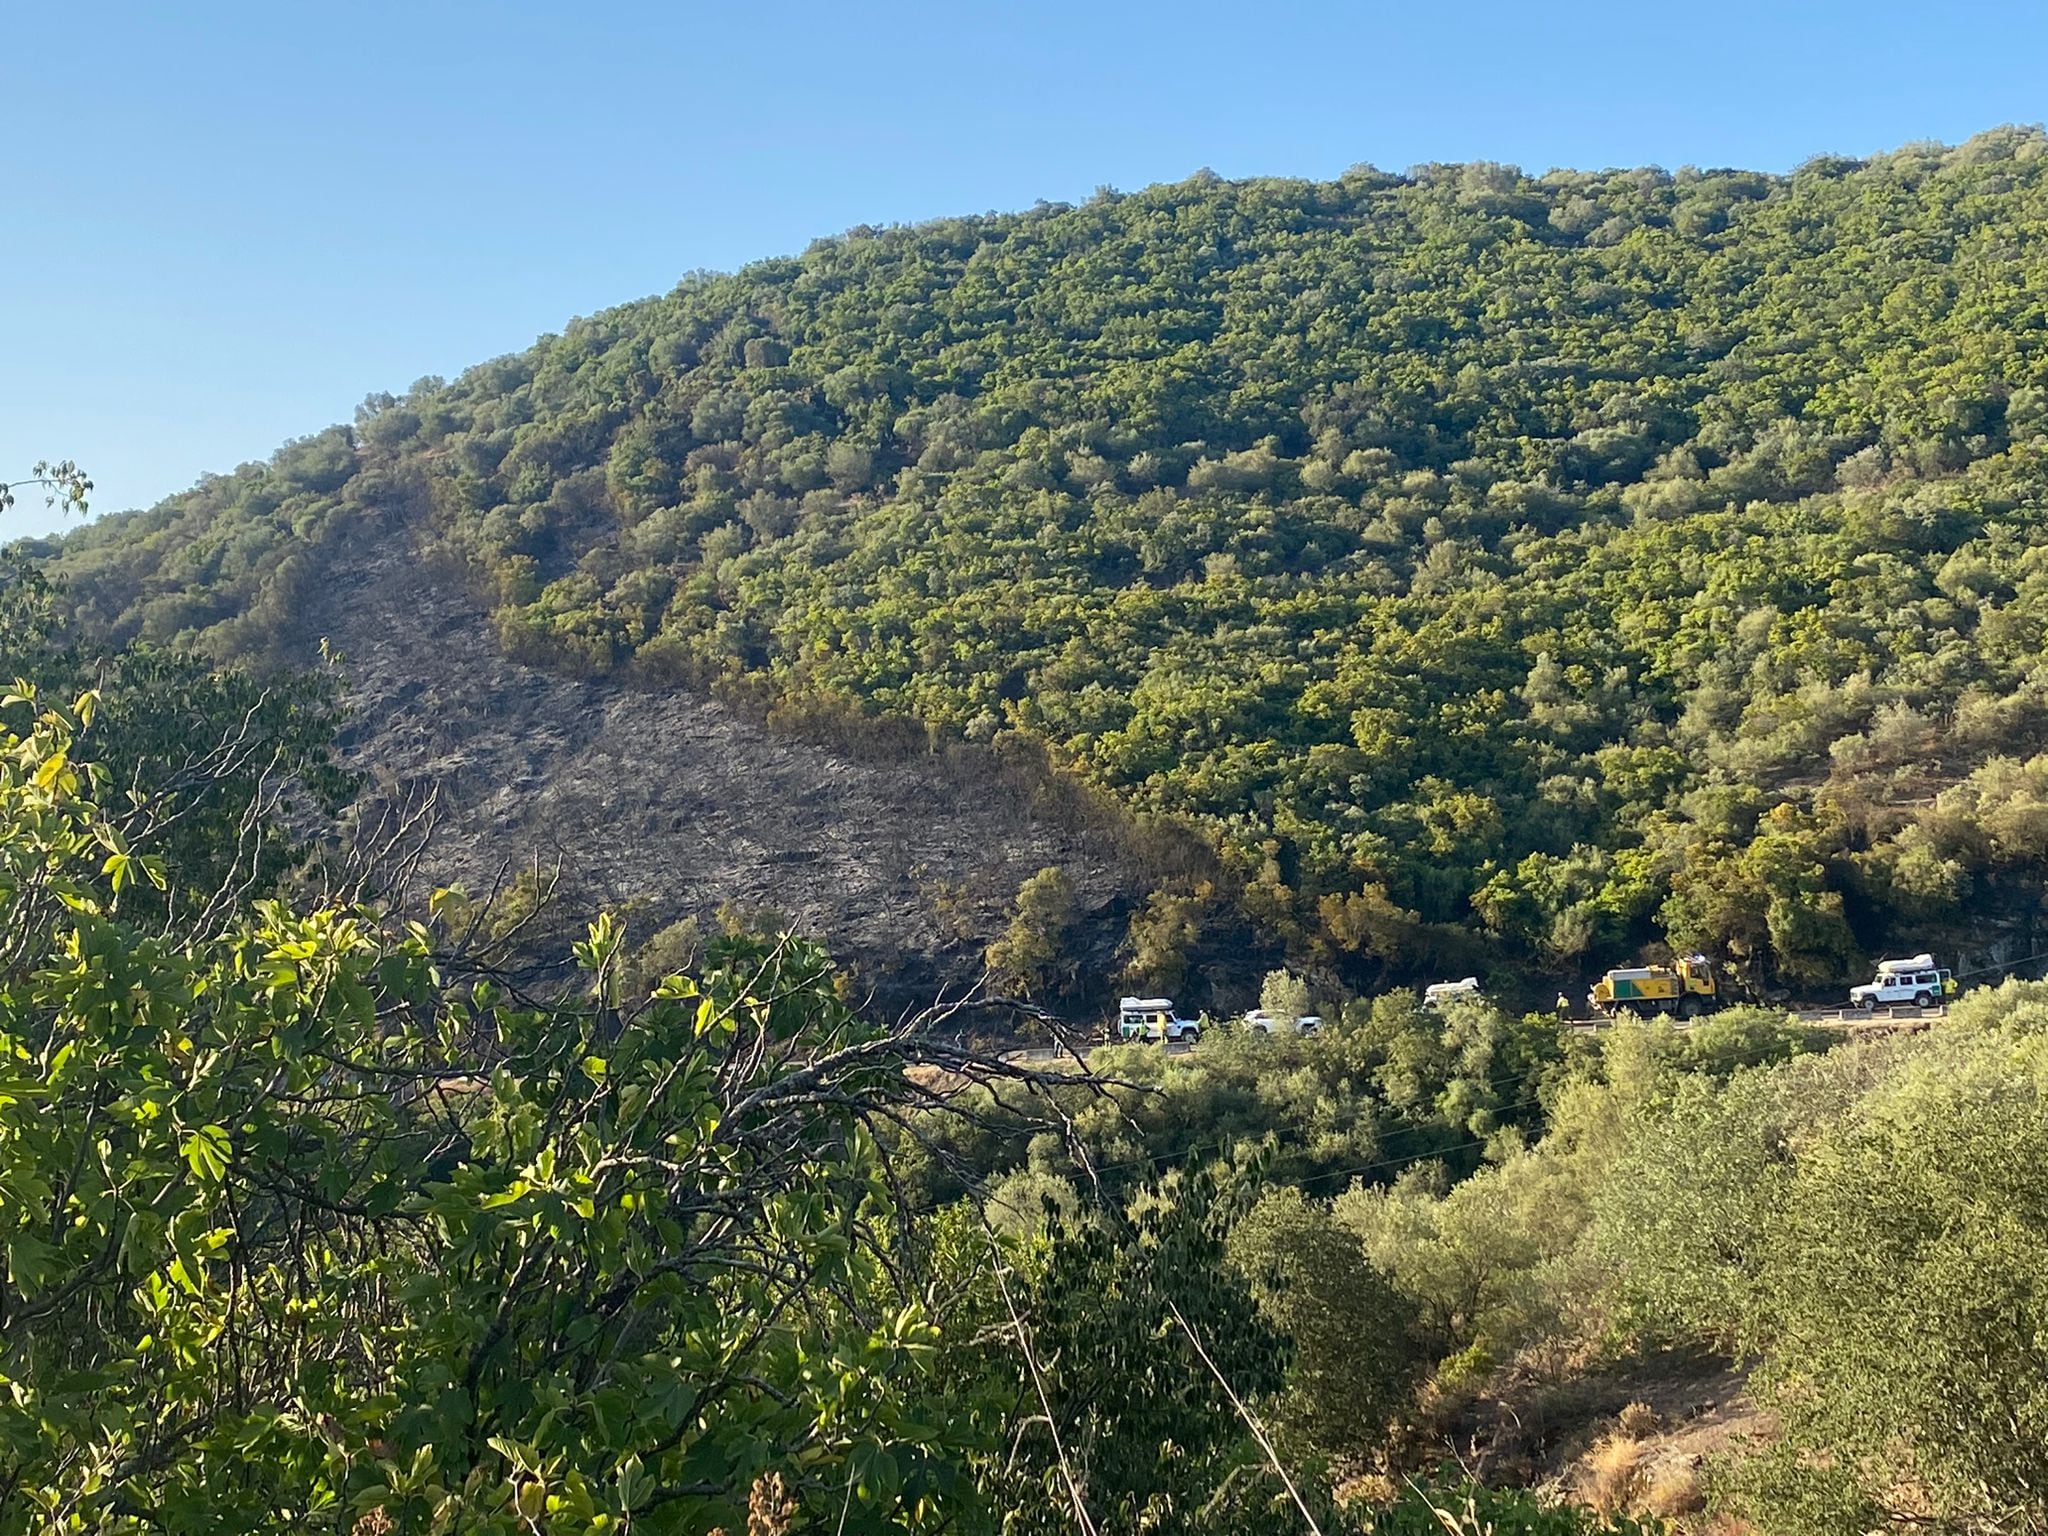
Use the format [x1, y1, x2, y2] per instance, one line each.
[1184, 1026, 1201, 1045]
[1914, 991, 1934, 1008]
[1677, 996, 1701, 1021]
[1856, 996, 1875, 1012]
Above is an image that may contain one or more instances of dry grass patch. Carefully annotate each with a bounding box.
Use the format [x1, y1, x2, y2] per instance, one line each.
[1614, 1399, 1660, 1438]
[1642, 1454, 1707, 1516]
[1582, 1432, 1649, 1514]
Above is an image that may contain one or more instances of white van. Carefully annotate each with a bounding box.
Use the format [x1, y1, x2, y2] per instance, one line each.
[1849, 954, 1954, 1010]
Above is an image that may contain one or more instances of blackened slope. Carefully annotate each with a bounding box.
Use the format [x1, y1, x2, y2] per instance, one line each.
[294, 513, 1153, 1018]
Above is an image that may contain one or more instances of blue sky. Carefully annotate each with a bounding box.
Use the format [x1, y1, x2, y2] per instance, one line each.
[6, 0, 2046, 539]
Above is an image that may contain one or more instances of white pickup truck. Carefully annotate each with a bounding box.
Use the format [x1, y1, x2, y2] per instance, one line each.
[1850, 954, 1955, 1010]
[1118, 996, 1202, 1043]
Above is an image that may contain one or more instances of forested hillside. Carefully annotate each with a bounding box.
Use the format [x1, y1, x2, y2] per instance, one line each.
[7, 593, 2044, 1530]
[36, 126, 2048, 996]
[0, 575, 1663, 1534]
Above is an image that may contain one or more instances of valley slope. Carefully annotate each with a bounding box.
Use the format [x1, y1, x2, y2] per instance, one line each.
[33, 126, 2048, 1004]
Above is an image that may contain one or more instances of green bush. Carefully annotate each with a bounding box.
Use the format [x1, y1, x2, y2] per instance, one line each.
[1363, 1477, 1657, 1534]
[1228, 1187, 1424, 1458]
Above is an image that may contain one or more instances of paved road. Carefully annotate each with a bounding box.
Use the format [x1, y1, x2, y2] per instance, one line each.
[1789, 1003, 1947, 1025]
[1565, 1003, 1947, 1035]
[1003, 1038, 1198, 1068]
[1005, 1003, 1950, 1064]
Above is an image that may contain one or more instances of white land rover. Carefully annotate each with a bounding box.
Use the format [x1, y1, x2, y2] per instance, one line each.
[1118, 996, 1202, 1043]
[1423, 977, 1482, 1011]
[1849, 954, 1954, 1011]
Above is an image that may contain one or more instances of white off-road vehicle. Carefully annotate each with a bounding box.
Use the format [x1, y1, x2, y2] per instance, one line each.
[1118, 996, 1202, 1044]
[1849, 954, 1954, 1011]
[1242, 1008, 1322, 1035]
[1423, 977, 1482, 1011]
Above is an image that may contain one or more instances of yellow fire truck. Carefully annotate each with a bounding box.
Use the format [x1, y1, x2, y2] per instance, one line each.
[1589, 954, 1721, 1019]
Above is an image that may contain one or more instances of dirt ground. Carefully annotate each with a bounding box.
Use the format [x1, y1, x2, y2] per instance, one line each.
[1450, 1349, 1770, 1529]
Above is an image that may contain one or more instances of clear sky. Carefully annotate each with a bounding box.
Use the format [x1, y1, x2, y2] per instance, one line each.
[6, 0, 2046, 540]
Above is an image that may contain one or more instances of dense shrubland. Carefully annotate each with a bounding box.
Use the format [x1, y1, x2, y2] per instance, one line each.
[902, 989, 1586, 1211]
[2, 583, 2045, 1530]
[1266, 987, 2048, 1534]
[0, 601, 1635, 1530]
[871, 961, 2048, 1533]
[931, 982, 2048, 1533]
[0, 558, 353, 921]
[38, 128, 2048, 996]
